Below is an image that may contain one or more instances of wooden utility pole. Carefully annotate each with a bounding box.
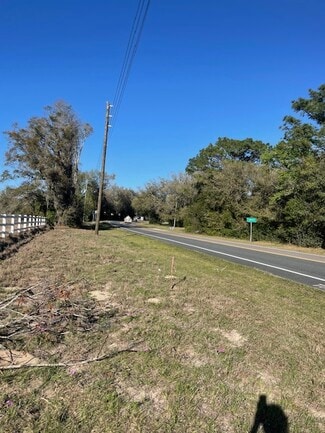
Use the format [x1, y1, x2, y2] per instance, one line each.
[95, 102, 112, 235]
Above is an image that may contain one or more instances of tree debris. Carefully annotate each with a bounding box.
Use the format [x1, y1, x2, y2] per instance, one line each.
[0, 343, 143, 370]
[0, 280, 119, 368]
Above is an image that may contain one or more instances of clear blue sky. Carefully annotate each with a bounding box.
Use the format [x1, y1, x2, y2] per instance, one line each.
[1, 0, 324, 190]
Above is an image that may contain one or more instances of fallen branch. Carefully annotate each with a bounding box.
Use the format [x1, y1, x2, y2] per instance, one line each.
[170, 276, 186, 290]
[0, 287, 35, 309]
[0, 343, 144, 371]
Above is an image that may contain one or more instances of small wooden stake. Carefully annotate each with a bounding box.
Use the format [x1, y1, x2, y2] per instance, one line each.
[171, 256, 176, 275]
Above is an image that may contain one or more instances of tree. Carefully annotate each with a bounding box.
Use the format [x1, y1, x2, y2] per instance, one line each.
[132, 180, 167, 223]
[186, 137, 270, 173]
[184, 137, 273, 237]
[159, 173, 196, 226]
[78, 171, 114, 222]
[292, 84, 325, 126]
[132, 174, 196, 225]
[265, 84, 325, 247]
[0, 182, 49, 216]
[184, 160, 277, 237]
[270, 155, 325, 247]
[3, 101, 93, 225]
[184, 86, 325, 246]
[103, 185, 136, 220]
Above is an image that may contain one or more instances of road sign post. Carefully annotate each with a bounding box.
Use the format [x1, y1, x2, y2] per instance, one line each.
[246, 217, 257, 242]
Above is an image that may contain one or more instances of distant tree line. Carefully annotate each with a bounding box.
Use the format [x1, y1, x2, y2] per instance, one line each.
[1, 84, 324, 247]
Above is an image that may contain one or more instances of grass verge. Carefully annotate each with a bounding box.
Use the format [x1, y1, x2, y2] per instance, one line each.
[0, 226, 324, 432]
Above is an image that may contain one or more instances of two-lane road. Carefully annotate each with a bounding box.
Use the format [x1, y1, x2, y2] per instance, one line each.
[111, 222, 325, 290]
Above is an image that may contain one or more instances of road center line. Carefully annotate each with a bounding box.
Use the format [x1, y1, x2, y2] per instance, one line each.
[125, 228, 325, 283]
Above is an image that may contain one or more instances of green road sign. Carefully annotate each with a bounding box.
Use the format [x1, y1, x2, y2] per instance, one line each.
[246, 217, 257, 223]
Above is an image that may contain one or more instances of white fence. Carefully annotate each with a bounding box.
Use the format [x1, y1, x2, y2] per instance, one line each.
[0, 214, 47, 239]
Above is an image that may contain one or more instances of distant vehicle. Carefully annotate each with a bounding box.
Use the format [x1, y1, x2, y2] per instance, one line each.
[124, 215, 132, 224]
[133, 216, 144, 222]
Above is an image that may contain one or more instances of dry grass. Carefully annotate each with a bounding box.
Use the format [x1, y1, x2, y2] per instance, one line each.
[0, 226, 324, 432]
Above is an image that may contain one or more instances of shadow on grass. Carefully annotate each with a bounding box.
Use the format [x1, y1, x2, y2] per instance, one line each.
[81, 221, 115, 231]
[249, 395, 289, 433]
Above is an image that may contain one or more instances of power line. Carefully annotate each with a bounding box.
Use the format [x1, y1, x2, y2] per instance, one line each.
[94, 1, 150, 234]
[112, 0, 151, 128]
[95, 1, 150, 173]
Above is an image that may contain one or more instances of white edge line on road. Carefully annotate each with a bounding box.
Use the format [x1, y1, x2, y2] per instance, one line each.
[148, 228, 325, 263]
[125, 228, 325, 283]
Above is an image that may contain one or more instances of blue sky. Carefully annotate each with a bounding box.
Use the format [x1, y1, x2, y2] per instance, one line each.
[1, 0, 324, 190]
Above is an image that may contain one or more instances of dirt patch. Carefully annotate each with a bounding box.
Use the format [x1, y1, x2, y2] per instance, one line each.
[147, 297, 162, 304]
[256, 370, 278, 386]
[182, 304, 196, 314]
[89, 290, 112, 301]
[309, 407, 325, 420]
[0, 349, 41, 367]
[215, 328, 247, 347]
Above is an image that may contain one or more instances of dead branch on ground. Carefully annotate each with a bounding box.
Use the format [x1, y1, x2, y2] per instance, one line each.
[170, 276, 187, 290]
[0, 342, 144, 370]
[0, 280, 119, 368]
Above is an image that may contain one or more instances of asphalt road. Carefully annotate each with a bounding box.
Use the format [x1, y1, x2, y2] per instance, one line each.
[110, 222, 325, 290]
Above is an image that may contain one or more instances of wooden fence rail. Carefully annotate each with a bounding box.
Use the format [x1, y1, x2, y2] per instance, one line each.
[0, 214, 47, 238]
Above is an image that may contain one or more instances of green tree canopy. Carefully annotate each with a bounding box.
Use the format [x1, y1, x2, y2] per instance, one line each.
[77, 170, 114, 223]
[0, 181, 49, 216]
[183, 160, 277, 237]
[186, 137, 270, 173]
[104, 185, 136, 220]
[265, 83, 325, 247]
[292, 83, 325, 125]
[4, 101, 93, 225]
[132, 173, 195, 225]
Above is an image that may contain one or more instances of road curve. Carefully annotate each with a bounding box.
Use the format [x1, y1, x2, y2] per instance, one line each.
[112, 222, 325, 290]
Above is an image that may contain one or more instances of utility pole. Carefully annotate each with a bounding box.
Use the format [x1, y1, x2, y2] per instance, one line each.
[95, 102, 112, 235]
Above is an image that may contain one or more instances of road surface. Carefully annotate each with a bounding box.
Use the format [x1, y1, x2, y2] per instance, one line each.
[111, 222, 325, 290]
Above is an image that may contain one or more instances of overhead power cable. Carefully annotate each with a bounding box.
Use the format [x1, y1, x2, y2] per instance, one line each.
[112, 0, 151, 127]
